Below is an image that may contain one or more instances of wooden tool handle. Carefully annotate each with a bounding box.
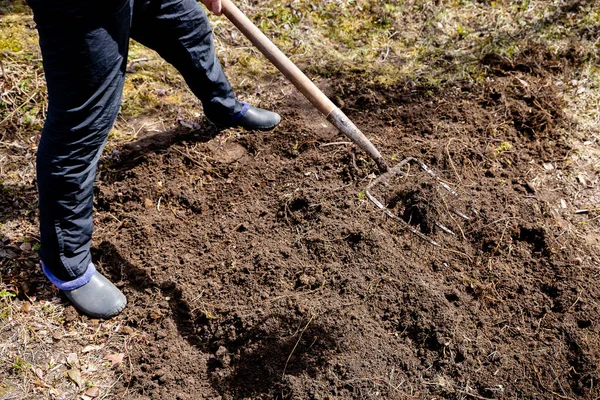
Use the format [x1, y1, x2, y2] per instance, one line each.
[221, 0, 388, 172]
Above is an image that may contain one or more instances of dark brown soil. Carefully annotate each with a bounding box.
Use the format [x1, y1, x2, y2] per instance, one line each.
[84, 48, 600, 399]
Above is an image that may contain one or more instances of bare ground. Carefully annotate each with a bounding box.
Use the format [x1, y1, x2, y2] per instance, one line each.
[2, 1, 600, 399]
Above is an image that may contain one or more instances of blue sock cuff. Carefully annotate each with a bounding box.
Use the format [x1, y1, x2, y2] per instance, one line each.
[42, 262, 96, 291]
[230, 101, 251, 121]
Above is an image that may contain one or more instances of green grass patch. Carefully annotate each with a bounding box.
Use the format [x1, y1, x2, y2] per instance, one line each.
[0, 15, 37, 54]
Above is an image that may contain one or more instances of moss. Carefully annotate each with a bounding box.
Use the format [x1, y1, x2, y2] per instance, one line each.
[494, 142, 513, 157]
[0, 0, 29, 15]
[0, 16, 35, 53]
[120, 78, 163, 118]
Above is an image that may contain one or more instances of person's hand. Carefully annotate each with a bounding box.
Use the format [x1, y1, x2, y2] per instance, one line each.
[201, 0, 222, 15]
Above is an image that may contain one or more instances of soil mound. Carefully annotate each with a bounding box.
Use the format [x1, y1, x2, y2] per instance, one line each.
[92, 47, 600, 399]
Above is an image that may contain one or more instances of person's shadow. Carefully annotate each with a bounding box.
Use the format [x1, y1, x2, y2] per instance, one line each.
[100, 118, 221, 179]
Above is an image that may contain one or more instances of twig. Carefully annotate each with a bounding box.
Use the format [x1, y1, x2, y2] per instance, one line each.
[0, 90, 39, 126]
[492, 220, 510, 256]
[350, 151, 359, 174]
[128, 57, 151, 64]
[282, 313, 314, 378]
[445, 138, 462, 184]
[126, 57, 151, 71]
[172, 147, 205, 169]
[439, 246, 474, 263]
[533, 365, 576, 400]
[320, 141, 351, 147]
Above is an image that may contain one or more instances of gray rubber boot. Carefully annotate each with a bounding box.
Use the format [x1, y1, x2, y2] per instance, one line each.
[63, 272, 127, 319]
[234, 106, 281, 131]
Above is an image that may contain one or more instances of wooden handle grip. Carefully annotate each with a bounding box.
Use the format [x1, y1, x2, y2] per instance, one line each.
[221, 0, 388, 172]
[221, 0, 335, 116]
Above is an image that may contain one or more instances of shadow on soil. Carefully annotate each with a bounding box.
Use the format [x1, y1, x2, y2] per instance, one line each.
[0, 183, 37, 227]
[0, 183, 45, 300]
[94, 240, 340, 399]
[205, 313, 338, 399]
[102, 119, 220, 179]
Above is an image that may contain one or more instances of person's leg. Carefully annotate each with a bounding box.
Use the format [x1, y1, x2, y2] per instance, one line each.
[130, 0, 280, 128]
[29, 0, 130, 317]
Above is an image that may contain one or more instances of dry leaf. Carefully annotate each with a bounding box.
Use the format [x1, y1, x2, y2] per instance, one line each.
[34, 367, 44, 379]
[20, 302, 32, 313]
[33, 379, 50, 388]
[84, 386, 100, 398]
[516, 77, 529, 87]
[20, 242, 32, 252]
[83, 364, 98, 374]
[81, 344, 103, 353]
[0, 248, 18, 259]
[66, 368, 83, 388]
[66, 353, 78, 365]
[104, 353, 124, 366]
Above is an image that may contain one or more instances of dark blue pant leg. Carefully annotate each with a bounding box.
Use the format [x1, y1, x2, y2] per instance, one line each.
[130, 0, 244, 124]
[30, 0, 132, 281]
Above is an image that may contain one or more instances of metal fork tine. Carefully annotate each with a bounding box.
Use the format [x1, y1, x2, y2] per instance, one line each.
[435, 222, 456, 235]
[365, 157, 472, 246]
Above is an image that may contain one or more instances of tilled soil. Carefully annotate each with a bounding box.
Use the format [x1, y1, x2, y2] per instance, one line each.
[92, 49, 600, 399]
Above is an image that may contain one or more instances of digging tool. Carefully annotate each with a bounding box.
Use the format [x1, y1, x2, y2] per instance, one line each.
[221, 0, 387, 172]
[221, 0, 470, 245]
[364, 157, 471, 247]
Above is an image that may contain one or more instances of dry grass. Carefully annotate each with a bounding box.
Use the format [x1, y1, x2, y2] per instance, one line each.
[1, 0, 599, 398]
[0, 290, 141, 399]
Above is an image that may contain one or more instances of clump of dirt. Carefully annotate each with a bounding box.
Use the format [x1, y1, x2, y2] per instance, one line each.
[401, 186, 439, 234]
[386, 182, 441, 235]
[87, 44, 600, 399]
